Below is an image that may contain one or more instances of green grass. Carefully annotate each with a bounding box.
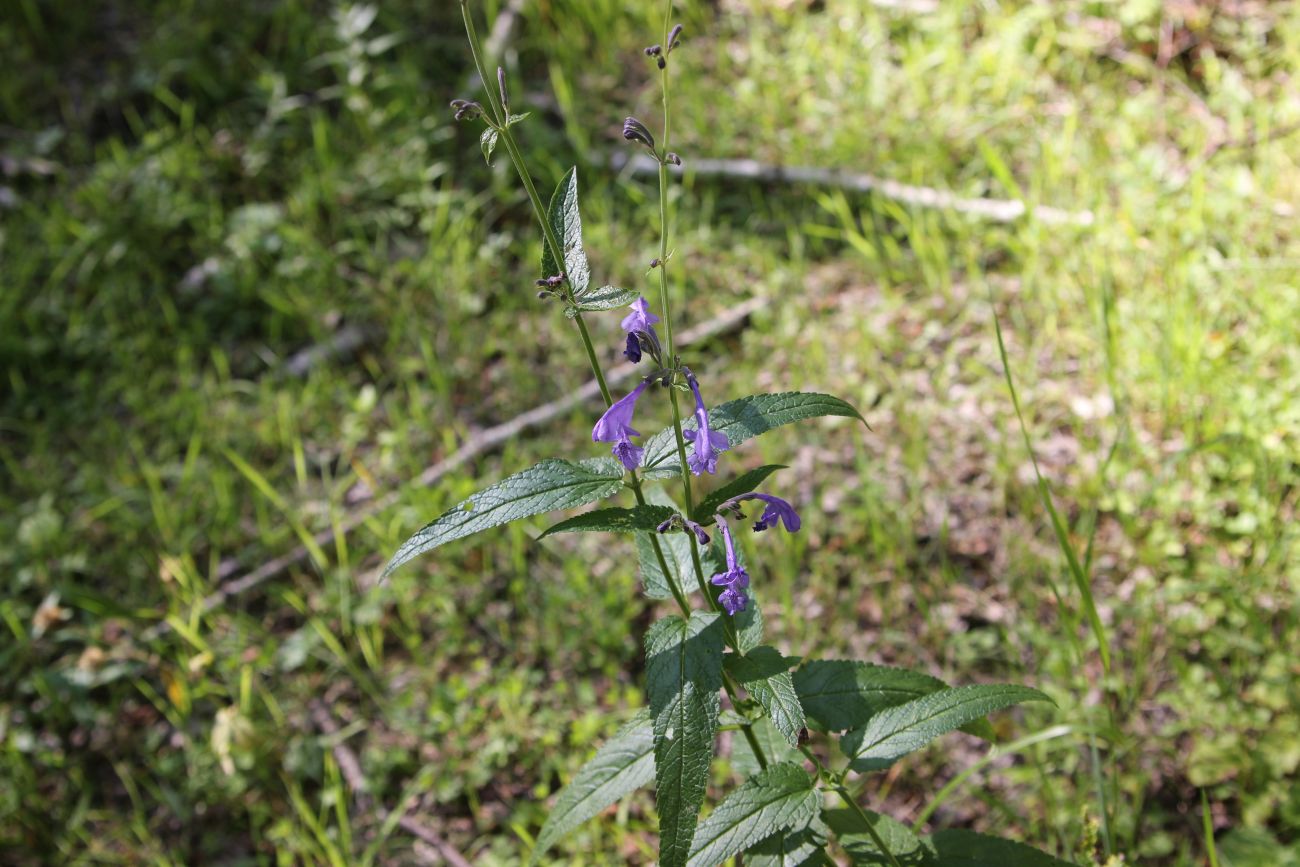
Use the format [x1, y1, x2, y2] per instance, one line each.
[2, 0, 1298, 863]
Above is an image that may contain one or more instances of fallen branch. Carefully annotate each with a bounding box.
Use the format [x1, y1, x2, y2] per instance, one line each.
[143, 296, 767, 641]
[309, 700, 473, 867]
[607, 152, 1095, 227]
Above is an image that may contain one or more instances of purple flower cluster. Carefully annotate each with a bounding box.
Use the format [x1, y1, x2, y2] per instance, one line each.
[706, 491, 800, 615]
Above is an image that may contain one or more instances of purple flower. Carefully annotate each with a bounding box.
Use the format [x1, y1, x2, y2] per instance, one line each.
[710, 521, 749, 615]
[621, 297, 660, 339]
[682, 368, 729, 476]
[719, 492, 801, 533]
[593, 380, 650, 470]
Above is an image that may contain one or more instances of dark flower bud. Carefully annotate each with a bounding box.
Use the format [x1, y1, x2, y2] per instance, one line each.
[683, 518, 711, 546]
[656, 56, 666, 69]
[450, 98, 484, 122]
[649, 258, 661, 268]
[536, 290, 550, 299]
[667, 24, 684, 51]
[622, 117, 656, 150]
[644, 44, 662, 57]
[497, 67, 509, 111]
[665, 152, 682, 166]
[624, 332, 642, 364]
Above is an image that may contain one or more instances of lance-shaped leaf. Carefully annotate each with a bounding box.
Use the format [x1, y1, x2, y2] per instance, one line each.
[686, 763, 820, 867]
[566, 285, 639, 316]
[641, 393, 865, 478]
[530, 711, 655, 864]
[794, 661, 978, 734]
[725, 647, 806, 748]
[841, 684, 1052, 773]
[823, 808, 935, 866]
[541, 505, 675, 537]
[383, 458, 623, 577]
[926, 829, 1079, 865]
[540, 167, 590, 294]
[746, 815, 833, 867]
[693, 464, 788, 522]
[647, 613, 726, 867]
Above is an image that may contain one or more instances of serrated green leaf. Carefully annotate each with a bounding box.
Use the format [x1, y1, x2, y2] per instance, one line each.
[574, 284, 639, 312]
[479, 127, 499, 165]
[530, 711, 655, 863]
[640, 393, 864, 479]
[647, 613, 726, 867]
[541, 505, 675, 537]
[725, 647, 806, 747]
[824, 808, 935, 865]
[794, 661, 956, 733]
[926, 829, 1079, 865]
[747, 816, 833, 867]
[693, 465, 788, 522]
[732, 717, 801, 779]
[506, 111, 531, 126]
[540, 167, 590, 293]
[842, 685, 1052, 772]
[686, 763, 820, 867]
[383, 458, 623, 577]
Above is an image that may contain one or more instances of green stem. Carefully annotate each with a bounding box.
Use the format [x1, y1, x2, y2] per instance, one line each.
[461, 0, 613, 408]
[835, 785, 904, 867]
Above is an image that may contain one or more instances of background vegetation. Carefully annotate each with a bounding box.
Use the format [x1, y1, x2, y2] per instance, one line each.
[2, 0, 1297, 863]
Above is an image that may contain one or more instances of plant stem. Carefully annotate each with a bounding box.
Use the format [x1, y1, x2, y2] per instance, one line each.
[460, 0, 613, 408]
[834, 785, 904, 867]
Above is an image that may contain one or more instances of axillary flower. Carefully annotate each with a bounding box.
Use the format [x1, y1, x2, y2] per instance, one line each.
[709, 520, 750, 615]
[592, 380, 650, 471]
[718, 492, 801, 533]
[682, 368, 728, 475]
[621, 296, 661, 363]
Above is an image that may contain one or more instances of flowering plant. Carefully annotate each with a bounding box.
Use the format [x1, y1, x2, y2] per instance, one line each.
[387, 4, 1071, 864]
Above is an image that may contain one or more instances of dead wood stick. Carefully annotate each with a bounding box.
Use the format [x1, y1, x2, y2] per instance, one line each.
[607, 152, 1095, 227]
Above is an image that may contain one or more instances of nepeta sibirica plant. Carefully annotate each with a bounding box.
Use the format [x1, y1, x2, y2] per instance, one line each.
[385, 4, 1074, 865]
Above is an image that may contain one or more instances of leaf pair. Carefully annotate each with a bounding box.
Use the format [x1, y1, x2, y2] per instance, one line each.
[383, 391, 862, 578]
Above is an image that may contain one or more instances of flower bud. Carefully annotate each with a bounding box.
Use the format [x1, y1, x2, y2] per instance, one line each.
[450, 98, 484, 122]
[665, 152, 682, 166]
[644, 44, 662, 57]
[622, 117, 656, 150]
[667, 24, 684, 51]
[497, 67, 509, 111]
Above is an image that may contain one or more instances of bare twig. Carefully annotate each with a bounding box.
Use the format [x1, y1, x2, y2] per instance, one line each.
[607, 152, 1095, 227]
[309, 701, 473, 867]
[142, 296, 767, 641]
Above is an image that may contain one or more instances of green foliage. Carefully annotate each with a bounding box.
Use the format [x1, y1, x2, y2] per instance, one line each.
[685, 763, 820, 867]
[841, 685, 1052, 772]
[646, 613, 725, 867]
[383, 458, 623, 576]
[531, 710, 655, 863]
[640, 393, 866, 478]
[541, 504, 676, 537]
[724, 647, 806, 747]
[541, 167, 590, 293]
